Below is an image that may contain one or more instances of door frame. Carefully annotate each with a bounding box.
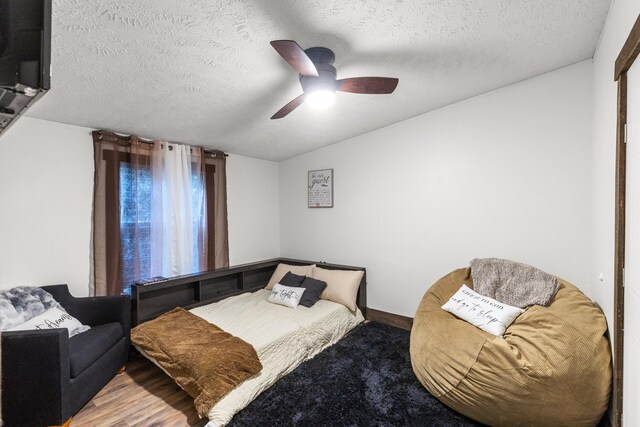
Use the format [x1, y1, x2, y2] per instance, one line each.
[614, 14, 640, 427]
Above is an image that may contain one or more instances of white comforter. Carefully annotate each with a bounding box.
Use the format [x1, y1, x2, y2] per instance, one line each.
[189, 289, 364, 426]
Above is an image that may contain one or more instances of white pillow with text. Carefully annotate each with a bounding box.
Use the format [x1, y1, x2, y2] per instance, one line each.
[441, 284, 524, 336]
[268, 283, 306, 309]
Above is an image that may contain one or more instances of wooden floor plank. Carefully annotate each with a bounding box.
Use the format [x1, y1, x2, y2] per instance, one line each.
[72, 355, 205, 427]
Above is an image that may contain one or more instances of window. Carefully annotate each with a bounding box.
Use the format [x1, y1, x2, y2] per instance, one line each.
[91, 131, 229, 296]
[119, 161, 152, 289]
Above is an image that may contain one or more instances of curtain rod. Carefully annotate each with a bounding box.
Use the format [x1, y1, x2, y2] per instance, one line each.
[93, 130, 229, 157]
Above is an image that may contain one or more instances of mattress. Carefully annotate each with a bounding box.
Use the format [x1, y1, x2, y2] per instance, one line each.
[184, 289, 363, 426]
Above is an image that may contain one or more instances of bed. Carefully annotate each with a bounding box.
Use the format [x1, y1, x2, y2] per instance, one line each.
[131, 259, 366, 426]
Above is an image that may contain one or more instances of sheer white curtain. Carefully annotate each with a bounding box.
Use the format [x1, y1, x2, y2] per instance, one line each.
[149, 142, 206, 278]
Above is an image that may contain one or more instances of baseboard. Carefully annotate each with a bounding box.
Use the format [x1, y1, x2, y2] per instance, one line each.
[366, 308, 413, 331]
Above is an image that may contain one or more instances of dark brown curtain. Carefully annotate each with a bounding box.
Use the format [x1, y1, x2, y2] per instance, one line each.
[92, 131, 150, 296]
[91, 130, 229, 296]
[204, 151, 229, 270]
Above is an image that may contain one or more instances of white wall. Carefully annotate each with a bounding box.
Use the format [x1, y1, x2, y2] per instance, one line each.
[591, 0, 640, 330]
[0, 118, 280, 296]
[0, 117, 94, 297]
[279, 61, 594, 317]
[226, 154, 280, 265]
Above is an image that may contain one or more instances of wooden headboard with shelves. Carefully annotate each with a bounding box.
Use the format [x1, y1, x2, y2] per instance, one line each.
[131, 258, 367, 326]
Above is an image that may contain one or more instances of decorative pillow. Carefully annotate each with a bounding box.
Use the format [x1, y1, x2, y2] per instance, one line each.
[441, 284, 524, 336]
[267, 284, 306, 308]
[8, 306, 88, 337]
[265, 263, 316, 290]
[297, 277, 328, 308]
[279, 272, 306, 287]
[0, 286, 90, 336]
[311, 267, 364, 311]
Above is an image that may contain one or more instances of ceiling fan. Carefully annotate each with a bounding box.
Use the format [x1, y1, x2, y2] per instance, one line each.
[270, 40, 399, 119]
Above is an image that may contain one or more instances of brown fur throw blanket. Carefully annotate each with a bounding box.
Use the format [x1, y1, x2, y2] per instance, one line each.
[470, 258, 560, 308]
[131, 307, 262, 417]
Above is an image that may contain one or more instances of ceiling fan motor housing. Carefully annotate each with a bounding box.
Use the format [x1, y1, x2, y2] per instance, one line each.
[300, 47, 337, 93]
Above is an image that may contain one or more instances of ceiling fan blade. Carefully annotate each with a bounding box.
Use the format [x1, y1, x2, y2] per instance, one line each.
[271, 94, 306, 119]
[336, 77, 399, 94]
[270, 40, 319, 77]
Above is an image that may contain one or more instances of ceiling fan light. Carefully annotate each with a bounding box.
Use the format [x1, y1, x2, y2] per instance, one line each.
[306, 89, 335, 109]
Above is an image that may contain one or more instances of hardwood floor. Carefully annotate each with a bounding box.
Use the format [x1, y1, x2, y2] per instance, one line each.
[72, 355, 206, 427]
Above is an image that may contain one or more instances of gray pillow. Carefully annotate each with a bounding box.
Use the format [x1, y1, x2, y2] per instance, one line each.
[297, 277, 327, 308]
[279, 271, 306, 287]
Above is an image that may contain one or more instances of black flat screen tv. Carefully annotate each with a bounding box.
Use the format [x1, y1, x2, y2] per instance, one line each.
[0, 0, 51, 136]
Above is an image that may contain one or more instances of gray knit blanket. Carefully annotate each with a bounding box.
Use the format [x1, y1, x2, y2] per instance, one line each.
[470, 258, 560, 308]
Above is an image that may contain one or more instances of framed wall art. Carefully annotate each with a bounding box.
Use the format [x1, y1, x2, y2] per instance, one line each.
[308, 169, 333, 208]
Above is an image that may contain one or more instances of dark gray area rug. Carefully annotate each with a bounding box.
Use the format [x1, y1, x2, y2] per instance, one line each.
[229, 321, 481, 427]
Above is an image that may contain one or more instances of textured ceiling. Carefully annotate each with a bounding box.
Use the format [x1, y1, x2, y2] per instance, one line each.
[28, 0, 611, 161]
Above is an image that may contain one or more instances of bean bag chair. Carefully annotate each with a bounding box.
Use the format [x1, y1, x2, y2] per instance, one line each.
[410, 268, 611, 427]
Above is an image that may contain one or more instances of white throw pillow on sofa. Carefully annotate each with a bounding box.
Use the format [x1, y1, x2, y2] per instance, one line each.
[267, 284, 306, 308]
[8, 306, 88, 337]
[441, 284, 524, 336]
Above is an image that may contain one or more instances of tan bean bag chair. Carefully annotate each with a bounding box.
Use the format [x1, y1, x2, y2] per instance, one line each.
[410, 268, 611, 427]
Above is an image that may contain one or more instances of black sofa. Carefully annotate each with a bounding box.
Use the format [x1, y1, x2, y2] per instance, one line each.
[1, 285, 130, 427]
